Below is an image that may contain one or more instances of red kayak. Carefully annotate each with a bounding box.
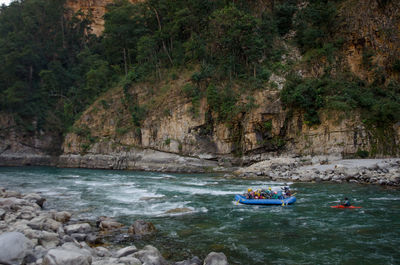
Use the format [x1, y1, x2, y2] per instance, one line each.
[330, 205, 362, 209]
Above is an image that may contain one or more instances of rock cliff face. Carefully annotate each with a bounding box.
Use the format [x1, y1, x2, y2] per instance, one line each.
[60, 72, 400, 171]
[65, 0, 142, 35]
[0, 113, 60, 166]
[66, 0, 114, 35]
[339, 0, 400, 82]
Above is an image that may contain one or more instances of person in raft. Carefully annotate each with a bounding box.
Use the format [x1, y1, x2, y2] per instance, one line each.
[341, 197, 351, 207]
[282, 186, 291, 197]
[246, 188, 255, 199]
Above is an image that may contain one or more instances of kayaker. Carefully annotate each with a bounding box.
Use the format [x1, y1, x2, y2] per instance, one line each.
[341, 197, 351, 207]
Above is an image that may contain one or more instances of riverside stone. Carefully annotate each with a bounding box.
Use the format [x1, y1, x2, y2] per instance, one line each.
[0, 232, 33, 265]
[64, 223, 92, 234]
[52, 211, 71, 223]
[175, 256, 202, 265]
[27, 216, 62, 232]
[92, 257, 122, 265]
[128, 220, 156, 236]
[43, 248, 92, 265]
[37, 231, 60, 248]
[115, 246, 138, 258]
[132, 245, 167, 265]
[0, 208, 5, 220]
[203, 252, 229, 265]
[99, 220, 124, 231]
[23, 193, 46, 208]
[94, 246, 112, 257]
[119, 255, 142, 265]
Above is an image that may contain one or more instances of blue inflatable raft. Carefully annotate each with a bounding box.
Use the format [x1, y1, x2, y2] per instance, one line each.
[234, 194, 296, 205]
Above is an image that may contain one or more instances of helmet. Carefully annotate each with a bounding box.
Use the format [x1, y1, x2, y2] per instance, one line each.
[248, 188, 252, 192]
[268, 187, 272, 190]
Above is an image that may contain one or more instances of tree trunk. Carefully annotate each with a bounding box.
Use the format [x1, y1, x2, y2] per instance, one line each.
[123, 48, 128, 76]
[152, 6, 173, 65]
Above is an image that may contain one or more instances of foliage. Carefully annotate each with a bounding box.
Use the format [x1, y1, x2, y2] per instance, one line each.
[281, 74, 400, 127]
[295, 1, 338, 52]
[0, 0, 113, 132]
[356, 149, 369, 158]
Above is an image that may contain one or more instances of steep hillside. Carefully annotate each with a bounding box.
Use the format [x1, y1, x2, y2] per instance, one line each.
[1, 0, 399, 170]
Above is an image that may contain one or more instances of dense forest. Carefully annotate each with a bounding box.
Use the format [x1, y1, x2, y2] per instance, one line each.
[0, 0, 399, 147]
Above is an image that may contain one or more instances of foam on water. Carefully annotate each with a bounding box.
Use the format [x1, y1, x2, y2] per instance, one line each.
[369, 197, 400, 201]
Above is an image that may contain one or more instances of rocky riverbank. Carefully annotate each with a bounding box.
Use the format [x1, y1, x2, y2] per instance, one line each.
[0, 188, 229, 265]
[234, 157, 400, 186]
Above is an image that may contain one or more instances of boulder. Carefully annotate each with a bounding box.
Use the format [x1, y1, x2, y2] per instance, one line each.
[343, 168, 360, 179]
[37, 231, 60, 248]
[92, 257, 123, 265]
[0, 198, 25, 210]
[0, 232, 33, 265]
[86, 233, 102, 245]
[52, 211, 71, 223]
[0, 208, 5, 220]
[23, 193, 46, 208]
[42, 248, 92, 265]
[64, 223, 92, 235]
[203, 252, 229, 265]
[132, 245, 167, 265]
[128, 220, 156, 236]
[71, 233, 87, 242]
[17, 208, 37, 220]
[27, 216, 62, 232]
[94, 246, 111, 257]
[175, 256, 202, 265]
[119, 255, 142, 265]
[115, 246, 138, 258]
[3, 190, 22, 198]
[99, 220, 124, 231]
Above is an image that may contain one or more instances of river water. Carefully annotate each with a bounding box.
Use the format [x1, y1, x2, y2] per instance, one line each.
[1, 167, 399, 264]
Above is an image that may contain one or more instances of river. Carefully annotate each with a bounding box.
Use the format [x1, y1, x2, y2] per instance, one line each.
[1, 167, 399, 264]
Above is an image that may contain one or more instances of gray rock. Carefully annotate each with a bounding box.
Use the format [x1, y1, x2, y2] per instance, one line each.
[17, 209, 37, 220]
[86, 233, 102, 244]
[99, 220, 124, 231]
[116, 246, 138, 258]
[33, 245, 47, 260]
[64, 223, 92, 235]
[71, 233, 87, 242]
[175, 256, 202, 265]
[37, 231, 60, 248]
[3, 190, 22, 198]
[94, 246, 111, 257]
[389, 174, 400, 183]
[119, 255, 142, 265]
[92, 257, 122, 265]
[0, 232, 33, 265]
[27, 216, 62, 232]
[343, 168, 360, 179]
[0, 208, 5, 220]
[128, 220, 156, 236]
[203, 252, 229, 265]
[52, 211, 71, 223]
[23, 193, 46, 208]
[42, 248, 92, 265]
[132, 245, 167, 265]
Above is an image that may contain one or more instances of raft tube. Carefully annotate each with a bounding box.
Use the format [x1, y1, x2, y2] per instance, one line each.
[234, 194, 296, 205]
